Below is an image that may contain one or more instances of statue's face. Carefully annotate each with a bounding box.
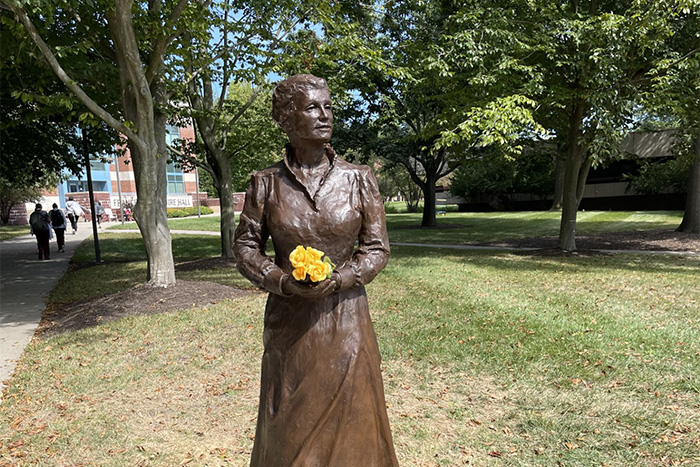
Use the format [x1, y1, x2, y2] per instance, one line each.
[286, 87, 333, 144]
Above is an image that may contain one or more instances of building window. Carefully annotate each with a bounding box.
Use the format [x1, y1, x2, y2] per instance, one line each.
[67, 180, 108, 192]
[90, 160, 107, 172]
[167, 161, 185, 194]
[165, 125, 185, 194]
[165, 125, 180, 147]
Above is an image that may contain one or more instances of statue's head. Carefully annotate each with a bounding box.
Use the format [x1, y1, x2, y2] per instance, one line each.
[272, 74, 330, 130]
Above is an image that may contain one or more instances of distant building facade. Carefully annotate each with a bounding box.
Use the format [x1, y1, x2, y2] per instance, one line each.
[580, 129, 683, 210]
[438, 129, 685, 211]
[12, 125, 210, 225]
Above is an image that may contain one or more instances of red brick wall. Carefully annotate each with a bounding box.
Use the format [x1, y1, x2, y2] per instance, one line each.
[110, 150, 137, 195]
[199, 193, 245, 212]
[64, 192, 112, 221]
[184, 180, 198, 193]
[7, 204, 29, 225]
[179, 125, 195, 141]
[112, 179, 137, 194]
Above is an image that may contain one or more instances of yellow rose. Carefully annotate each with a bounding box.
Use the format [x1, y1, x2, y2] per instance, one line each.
[308, 261, 328, 282]
[292, 266, 307, 281]
[306, 247, 324, 263]
[289, 245, 308, 269]
[289, 245, 334, 282]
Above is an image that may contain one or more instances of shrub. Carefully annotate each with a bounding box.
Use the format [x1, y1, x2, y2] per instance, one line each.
[383, 202, 458, 214]
[166, 206, 214, 218]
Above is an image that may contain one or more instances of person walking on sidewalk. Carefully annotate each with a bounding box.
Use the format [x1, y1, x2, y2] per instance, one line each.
[94, 200, 105, 227]
[29, 203, 52, 260]
[50, 203, 67, 252]
[65, 196, 84, 234]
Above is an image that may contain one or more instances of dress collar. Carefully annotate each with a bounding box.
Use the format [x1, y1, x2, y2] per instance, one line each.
[283, 143, 336, 173]
[283, 143, 337, 210]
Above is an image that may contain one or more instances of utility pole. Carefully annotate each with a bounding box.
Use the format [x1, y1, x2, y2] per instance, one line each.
[195, 165, 201, 218]
[114, 153, 125, 226]
[82, 127, 101, 263]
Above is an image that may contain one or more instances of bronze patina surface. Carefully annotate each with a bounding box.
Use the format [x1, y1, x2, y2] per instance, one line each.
[234, 74, 399, 466]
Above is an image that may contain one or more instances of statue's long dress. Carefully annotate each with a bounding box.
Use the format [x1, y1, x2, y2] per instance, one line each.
[234, 146, 399, 467]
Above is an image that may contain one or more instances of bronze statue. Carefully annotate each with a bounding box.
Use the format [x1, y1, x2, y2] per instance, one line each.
[233, 74, 399, 466]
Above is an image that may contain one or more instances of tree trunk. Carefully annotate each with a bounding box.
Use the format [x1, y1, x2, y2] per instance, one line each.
[192, 116, 237, 258]
[0, 200, 14, 224]
[558, 157, 582, 251]
[109, 1, 175, 287]
[130, 143, 176, 286]
[575, 157, 593, 207]
[421, 170, 438, 227]
[185, 46, 239, 258]
[557, 104, 587, 251]
[10, 0, 176, 286]
[212, 155, 236, 258]
[677, 136, 700, 233]
[550, 150, 566, 211]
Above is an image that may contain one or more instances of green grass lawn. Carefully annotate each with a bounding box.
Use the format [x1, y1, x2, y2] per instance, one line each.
[0, 225, 29, 241]
[386, 210, 684, 244]
[108, 210, 685, 245]
[106, 215, 224, 232]
[1, 214, 698, 466]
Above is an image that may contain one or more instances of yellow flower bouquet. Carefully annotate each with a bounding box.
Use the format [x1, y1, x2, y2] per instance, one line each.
[289, 245, 335, 282]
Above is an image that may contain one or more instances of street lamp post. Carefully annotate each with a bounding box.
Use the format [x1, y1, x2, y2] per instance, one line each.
[113, 153, 125, 226]
[82, 127, 101, 263]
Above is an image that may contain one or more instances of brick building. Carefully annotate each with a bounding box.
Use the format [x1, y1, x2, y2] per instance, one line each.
[12, 125, 210, 224]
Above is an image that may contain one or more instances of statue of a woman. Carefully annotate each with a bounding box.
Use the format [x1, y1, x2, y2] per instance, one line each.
[234, 74, 399, 466]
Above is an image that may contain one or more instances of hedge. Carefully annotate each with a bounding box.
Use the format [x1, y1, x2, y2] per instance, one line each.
[166, 206, 214, 218]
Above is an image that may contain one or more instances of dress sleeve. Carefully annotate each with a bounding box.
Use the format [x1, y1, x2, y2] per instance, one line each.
[233, 172, 290, 296]
[335, 165, 391, 291]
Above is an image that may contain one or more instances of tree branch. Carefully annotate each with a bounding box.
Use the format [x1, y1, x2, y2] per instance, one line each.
[225, 87, 260, 127]
[3, 0, 139, 142]
[145, 0, 190, 84]
[664, 47, 700, 71]
[184, 7, 307, 90]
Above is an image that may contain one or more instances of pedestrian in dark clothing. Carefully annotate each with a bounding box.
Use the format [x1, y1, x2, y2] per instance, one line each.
[50, 203, 67, 252]
[29, 203, 52, 260]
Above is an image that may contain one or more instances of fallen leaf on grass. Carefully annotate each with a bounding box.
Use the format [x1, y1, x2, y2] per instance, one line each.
[8, 439, 25, 449]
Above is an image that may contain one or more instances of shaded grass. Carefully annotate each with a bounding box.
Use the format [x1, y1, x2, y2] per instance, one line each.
[0, 225, 29, 242]
[2, 234, 698, 465]
[1, 295, 265, 466]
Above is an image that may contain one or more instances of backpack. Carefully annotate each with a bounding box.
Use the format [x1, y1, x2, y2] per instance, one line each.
[30, 211, 50, 232]
[50, 209, 63, 226]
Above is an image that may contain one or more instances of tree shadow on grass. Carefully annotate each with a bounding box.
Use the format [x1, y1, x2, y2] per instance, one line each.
[389, 244, 699, 277]
[38, 279, 249, 337]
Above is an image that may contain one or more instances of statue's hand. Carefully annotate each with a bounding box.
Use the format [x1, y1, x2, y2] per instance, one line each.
[282, 276, 338, 298]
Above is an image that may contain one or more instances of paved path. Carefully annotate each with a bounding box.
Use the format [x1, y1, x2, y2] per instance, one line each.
[0, 223, 95, 400]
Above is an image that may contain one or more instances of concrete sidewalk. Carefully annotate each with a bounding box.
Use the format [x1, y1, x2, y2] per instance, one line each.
[0, 223, 95, 401]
